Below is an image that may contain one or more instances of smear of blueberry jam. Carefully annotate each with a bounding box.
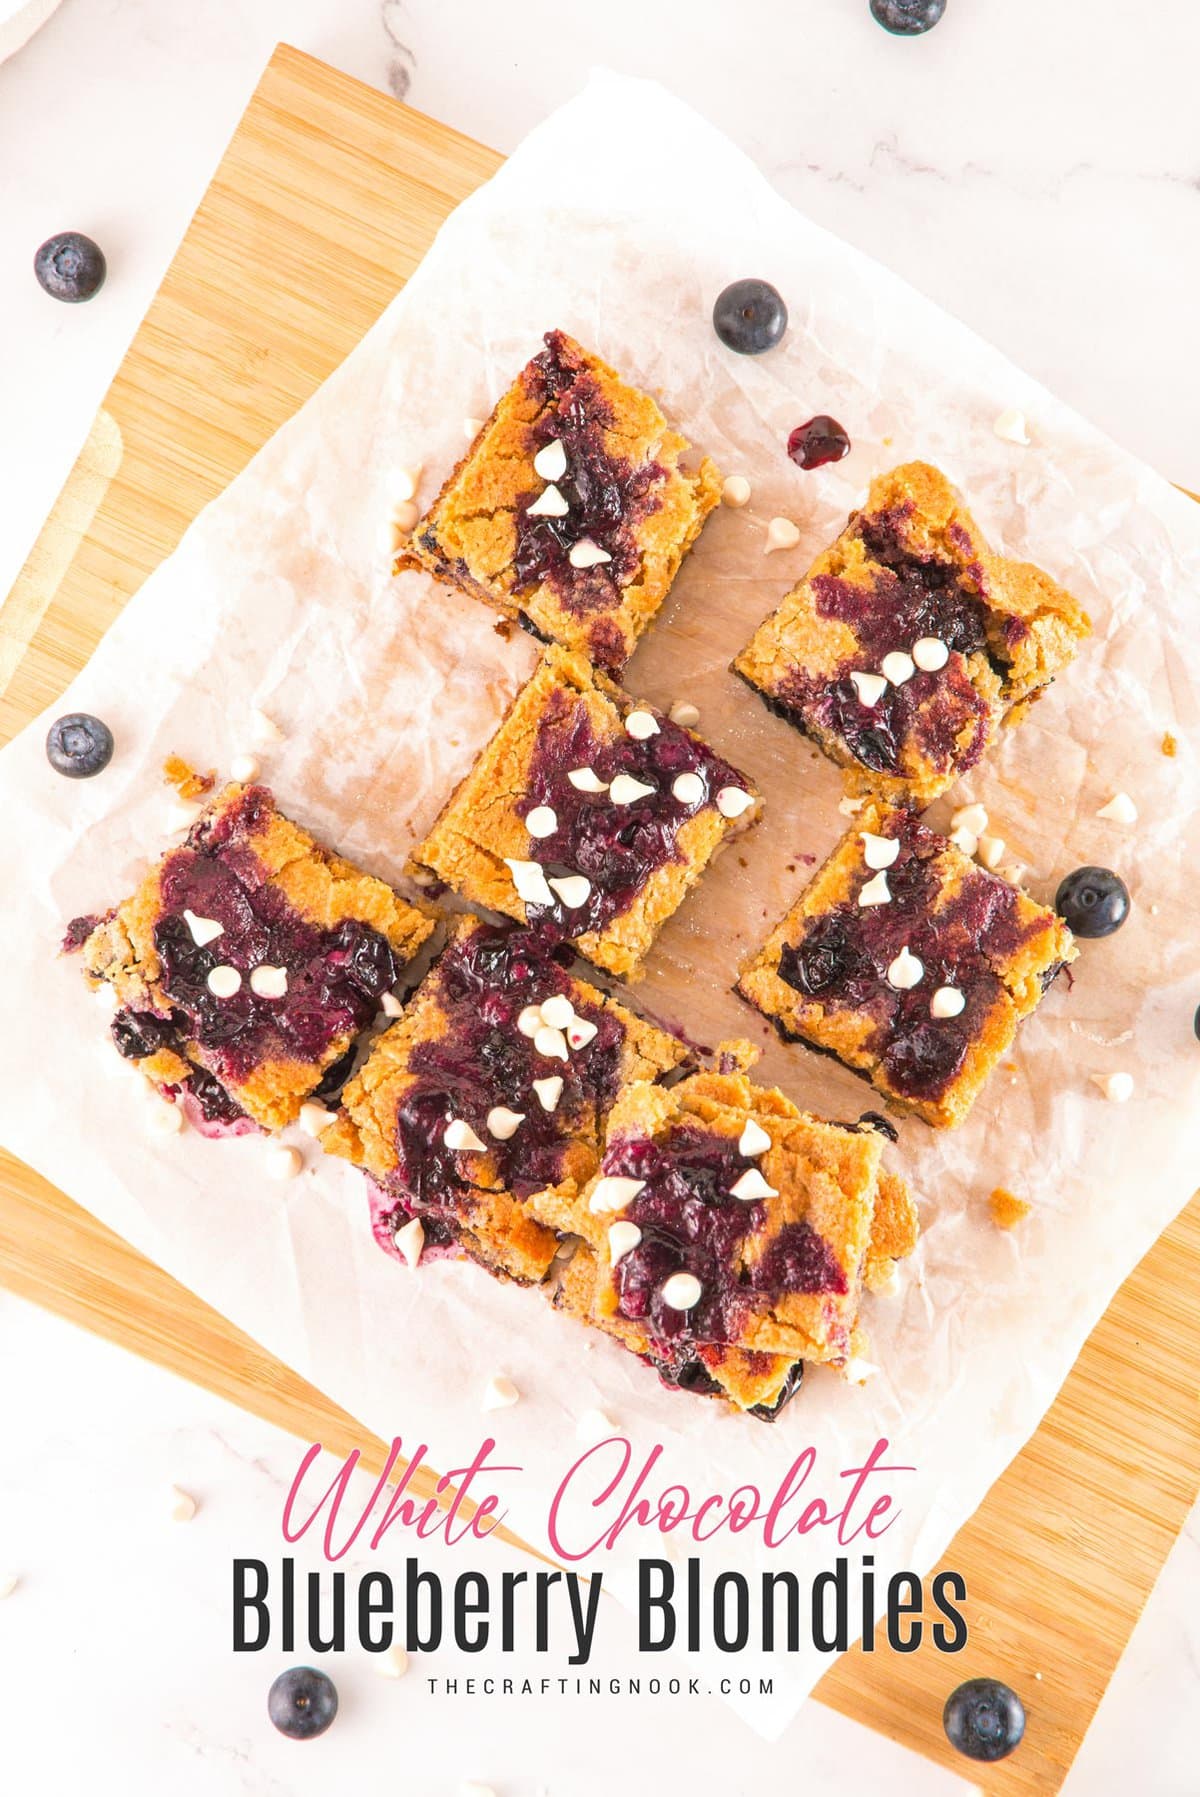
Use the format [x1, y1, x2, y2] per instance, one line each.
[516, 688, 747, 941]
[772, 505, 1018, 779]
[777, 809, 1041, 1103]
[787, 415, 851, 470]
[62, 914, 100, 953]
[512, 332, 667, 642]
[602, 1123, 847, 1349]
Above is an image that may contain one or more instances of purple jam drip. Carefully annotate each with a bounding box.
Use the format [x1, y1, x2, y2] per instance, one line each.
[787, 415, 851, 470]
[511, 332, 667, 641]
[601, 1123, 846, 1350]
[62, 913, 100, 953]
[515, 690, 747, 941]
[773, 505, 1017, 779]
[776, 809, 1042, 1103]
[381, 923, 639, 1231]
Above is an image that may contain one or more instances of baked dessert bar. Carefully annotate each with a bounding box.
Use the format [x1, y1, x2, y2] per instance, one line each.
[733, 462, 1090, 807]
[736, 802, 1076, 1128]
[324, 916, 687, 1283]
[71, 783, 435, 1132]
[412, 646, 759, 980]
[400, 330, 721, 672]
[552, 1066, 917, 1416]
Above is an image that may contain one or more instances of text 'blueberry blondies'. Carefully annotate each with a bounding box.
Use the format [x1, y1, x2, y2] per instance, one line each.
[400, 330, 721, 672]
[412, 646, 759, 980]
[69, 783, 435, 1132]
[737, 802, 1076, 1128]
[733, 462, 1090, 806]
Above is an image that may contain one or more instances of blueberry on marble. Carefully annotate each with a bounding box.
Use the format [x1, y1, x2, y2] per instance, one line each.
[45, 712, 114, 779]
[33, 232, 107, 303]
[1054, 866, 1130, 939]
[943, 1678, 1025, 1762]
[869, 0, 947, 34]
[267, 1666, 338, 1740]
[712, 279, 788, 355]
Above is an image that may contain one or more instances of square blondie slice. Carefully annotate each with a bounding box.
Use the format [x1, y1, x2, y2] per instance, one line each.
[736, 802, 1076, 1128]
[412, 646, 760, 980]
[323, 916, 688, 1284]
[73, 783, 435, 1133]
[562, 1067, 917, 1389]
[733, 462, 1090, 807]
[401, 330, 721, 673]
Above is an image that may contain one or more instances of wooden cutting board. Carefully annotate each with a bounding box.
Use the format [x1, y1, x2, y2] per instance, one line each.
[1, 44, 1197, 1792]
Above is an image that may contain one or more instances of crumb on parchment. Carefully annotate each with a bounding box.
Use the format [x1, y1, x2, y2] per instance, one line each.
[990, 1187, 1032, 1230]
[1162, 731, 1178, 758]
[162, 755, 215, 800]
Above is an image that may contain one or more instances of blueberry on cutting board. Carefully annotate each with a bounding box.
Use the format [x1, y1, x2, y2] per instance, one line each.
[943, 1677, 1025, 1762]
[712, 279, 788, 355]
[267, 1666, 338, 1740]
[34, 232, 107, 303]
[45, 713, 114, 778]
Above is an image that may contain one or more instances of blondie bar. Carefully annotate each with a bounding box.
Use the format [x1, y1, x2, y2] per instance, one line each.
[400, 331, 721, 672]
[71, 783, 435, 1132]
[412, 646, 759, 979]
[736, 802, 1076, 1127]
[733, 462, 1090, 806]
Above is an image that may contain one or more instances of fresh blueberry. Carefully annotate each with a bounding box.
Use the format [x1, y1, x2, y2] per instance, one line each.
[788, 415, 852, 470]
[45, 712, 114, 779]
[712, 279, 788, 355]
[1054, 866, 1131, 939]
[267, 1666, 338, 1741]
[943, 1678, 1025, 1762]
[34, 232, 107, 303]
[870, 0, 947, 35]
[1193, 1002, 1199, 1042]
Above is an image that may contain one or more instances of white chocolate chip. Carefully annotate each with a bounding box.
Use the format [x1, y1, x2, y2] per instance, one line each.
[844, 1357, 881, 1385]
[486, 1106, 525, 1141]
[147, 1099, 184, 1136]
[505, 858, 556, 909]
[930, 986, 966, 1019]
[378, 515, 405, 557]
[881, 650, 915, 687]
[299, 1102, 337, 1137]
[1091, 1070, 1134, 1103]
[481, 1375, 519, 1412]
[764, 516, 801, 554]
[532, 1075, 564, 1112]
[998, 862, 1027, 886]
[375, 1644, 410, 1678]
[250, 709, 284, 748]
[993, 408, 1031, 446]
[859, 870, 892, 907]
[669, 700, 701, 728]
[566, 1016, 598, 1051]
[463, 417, 484, 438]
[661, 1271, 703, 1310]
[206, 965, 242, 999]
[392, 499, 420, 534]
[951, 802, 989, 837]
[607, 1220, 642, 1264]
[887, 947, 925, 990]
[389, 464, 423, 504]
[92, 980, 120, 1012]
[672, 771, 705, 805]
[444, 1118, 487, 1152]
[533, 438, 568, 482]
[393, 1217, 424, 1269]
[0, 1574, 19, 1598]
[517, 1004, 544, 1038]
[588, 1176, 646, 1214]
[380, 991, 403, 1018]
[229, 753, 260, 783]
[716, 786, 754, 820]
[575, 1408, 617, 1443]
[609, 773, 656, 805]
[838, 795, 867, 817]
[568, 538, 612, 570]
[266, 1146, 303, 1181]
[249, 964, 288, 999]
[549, 874, 591, 909]
[1097, 791, 1138, 825]
[860, 831, 900, 871]
[721, 475, 752, 508]
[912, 636, 950, 672]
[167, 1485, 197, 1523]
[849, 671, 887, 708]
[166, 800, 203, 835]
[539, 994, 576, 1031]
[729, 1168, 778, 1201]
[534, 1025, 569, 1062]
[527, 483, 569, 518]
[738, 1119, 772, 1157]
[184, 909, 224, 947]
[949, 827, 978, 858]
[976, 834, 1006, 870]
[525, 805, 558, 839]
[567, 766, 608, 792]
[624, 709, 660, 741]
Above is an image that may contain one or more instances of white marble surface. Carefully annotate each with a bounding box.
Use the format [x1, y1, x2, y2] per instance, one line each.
[1, 0, 1198, 1789]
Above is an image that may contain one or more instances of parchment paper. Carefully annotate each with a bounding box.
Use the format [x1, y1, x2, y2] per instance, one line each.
[1, 73, 1198, 1739]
